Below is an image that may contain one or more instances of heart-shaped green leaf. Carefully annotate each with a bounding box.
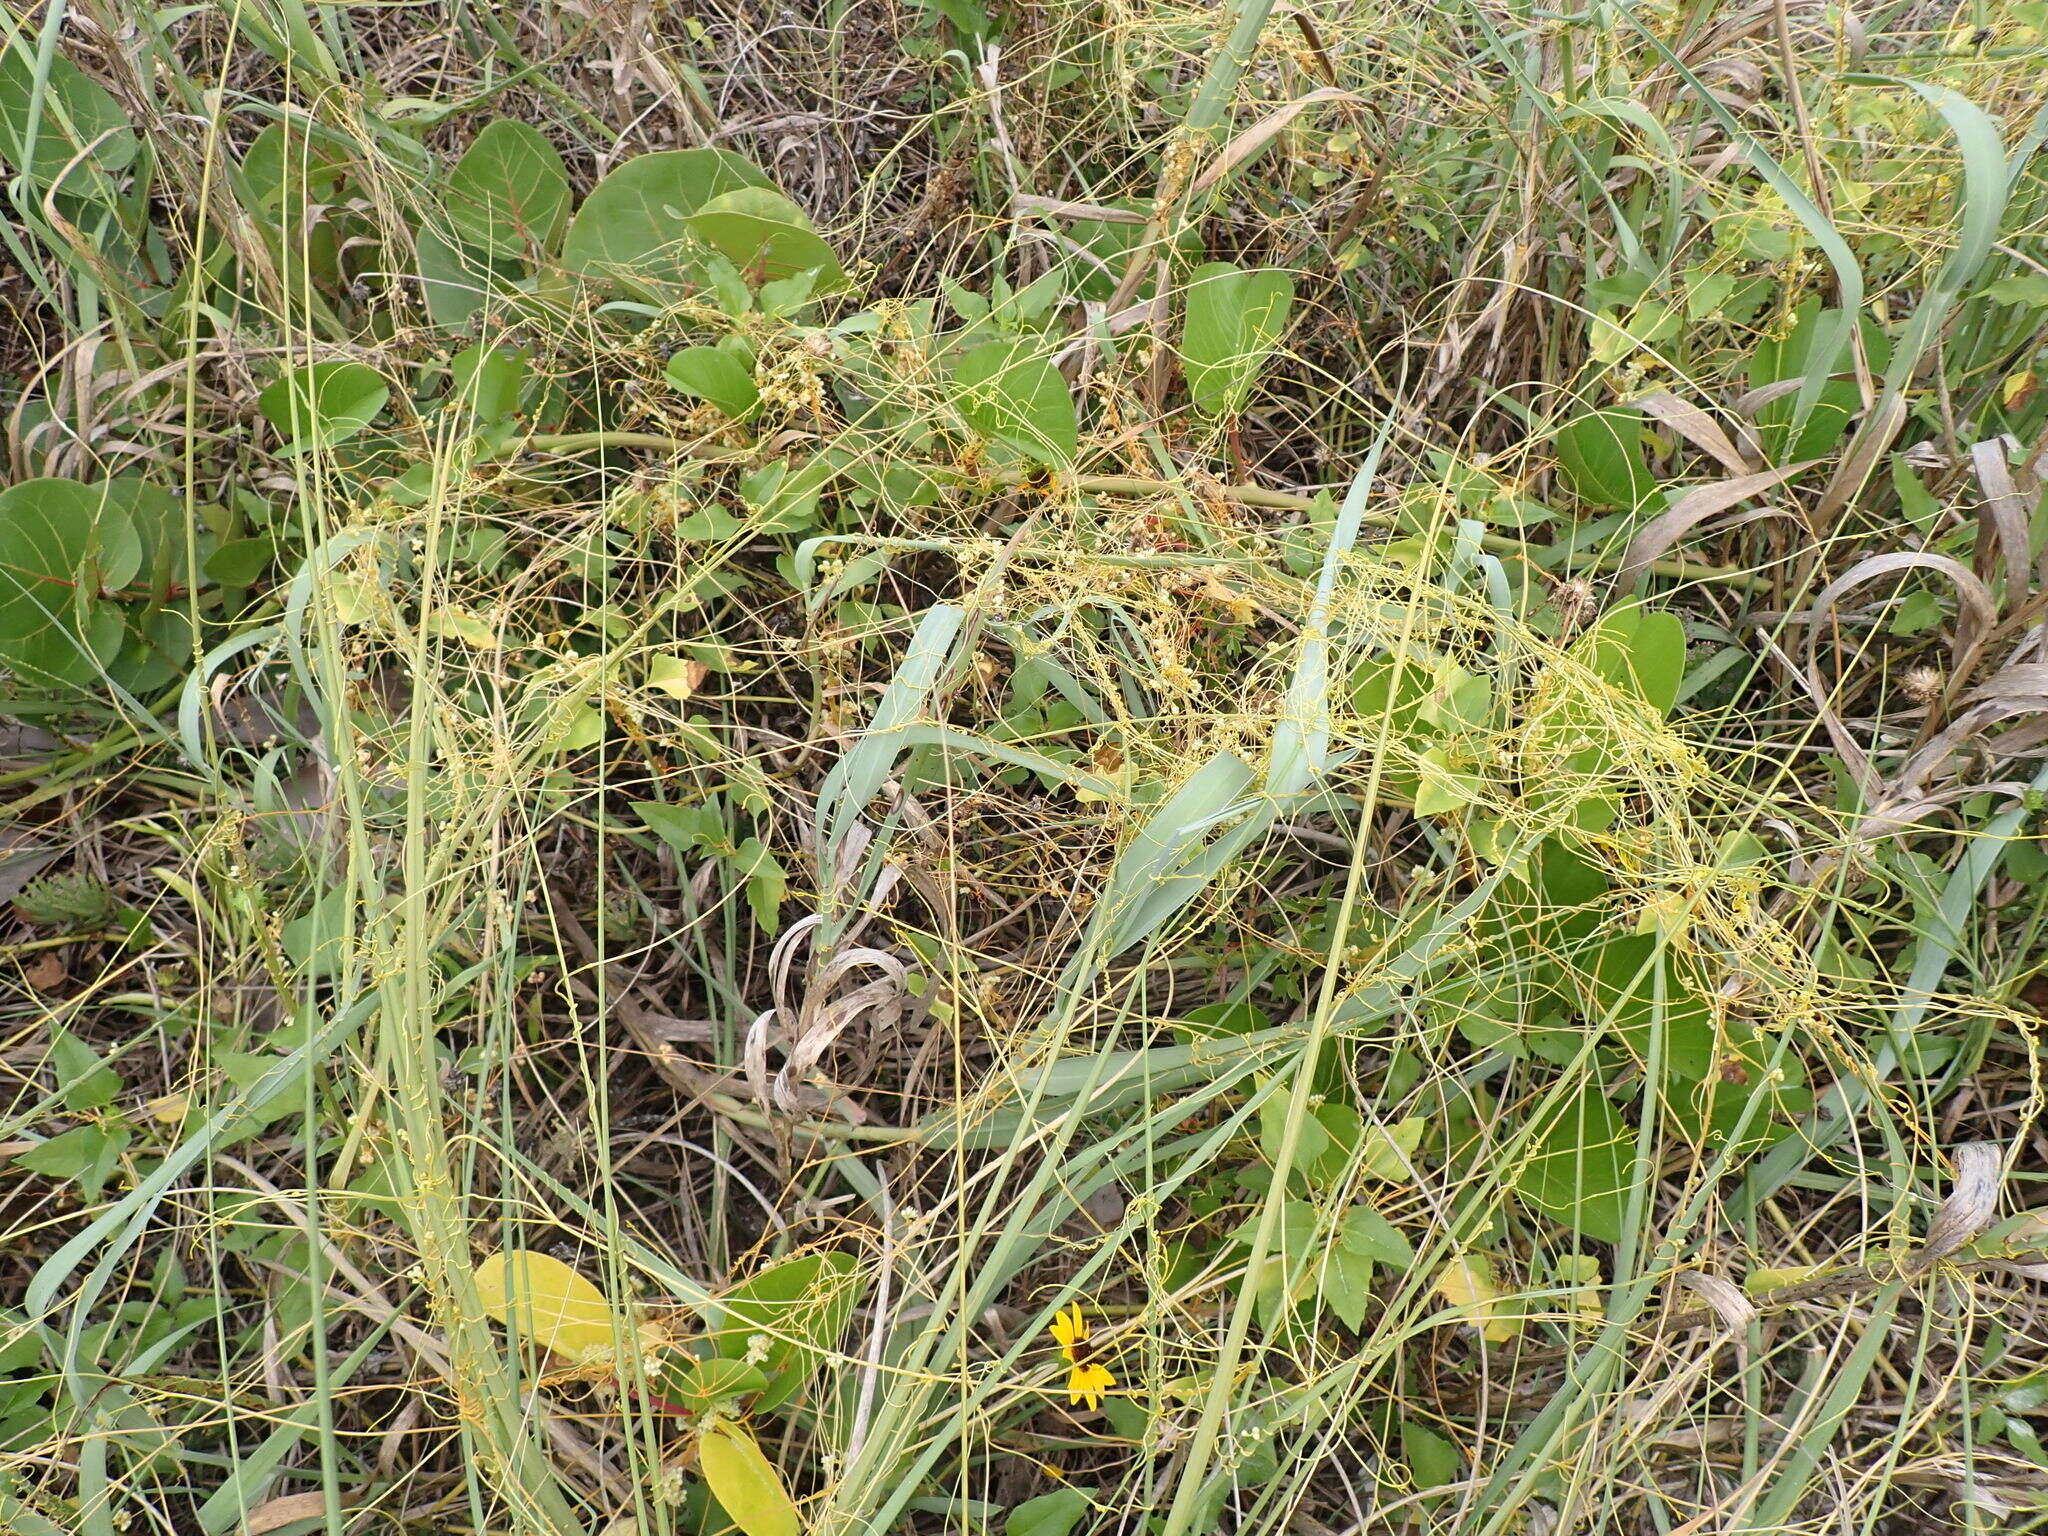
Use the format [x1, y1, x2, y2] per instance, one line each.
[1512, 1082, 1633, 1244]
[686, 186, 846, 290]
[1554, 407, 1656, 509]
[0, 478, 136, 689]
[666, 347, 760, 419]
[954, 341, 1077, 465]
[260, 361, 390, 452]
[0, 43, 137, 196]
[562, 149, 772, 282]
[1181, 261, 1295, 419]
[445, 119, 571, 261]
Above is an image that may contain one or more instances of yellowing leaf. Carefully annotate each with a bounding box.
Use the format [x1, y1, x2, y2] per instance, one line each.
[697, 1418, 801, 1536]
[1743, 1264, 1824, 1296]
[1412, 748, 1482, 817]
[427, 604, 499, 648]
[1437, 1251, 1522, 1342]
[472, 1250, 617, 1358]
[560, 703, 607, 751]
[1359, 1116, 1426, 1180]
[648, 653, 709, 701]
[326, 568, 382, 626]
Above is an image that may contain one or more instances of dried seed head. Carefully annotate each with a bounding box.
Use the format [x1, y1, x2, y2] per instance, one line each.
[1901, 665, 1945, 703]
[1551, 577, 1596, 618]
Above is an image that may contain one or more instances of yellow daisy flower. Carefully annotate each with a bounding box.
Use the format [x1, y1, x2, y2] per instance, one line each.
[1048, 1303, 1116, 1411]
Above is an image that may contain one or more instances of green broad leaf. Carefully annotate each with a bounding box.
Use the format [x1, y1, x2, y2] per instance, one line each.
[954, 341, 1078, 465]
[0, 477, 115, 621]
[733, 837, 787, 934]
[757, 269, 820, 318]
[473, 1250, 618, 1359]
[1412, 747, 1483, 816]
[0, 42, 137, 196]
[1006, 1487, 1095, 1536]
[562, 149, 773, 281]
[450, 344, 528, 422]
[444, 120, 570, 261]
[1172, 1000, 1271, 1045]
[1361, 1113, 1426, 1182]
[240, 122, 350, 210]
[1229, 1199, 1322, 1331]
[659, 1355, 769, 1411]
[14, 1121, 130, 1199]
[666, 347, 761, 419]
[1670, 1031, 1811, 1156]
[1338, 1205, 1415, 1268]
[1583, 934, 1717, 1081]
[705, 1251, 863, 1411]
[1889, 589, 1944, 637]
[1403, 1420, 1464, 1490]
[1554, 407, 1656, 510]
[78, 485, 144, 593]
[1260, 1095, 1332, 1171]
[0, 478, 135, 689]
[696, 1418, 801, 1536]
[48, 1028, 121, 1114]
[634, 800, 727, 855]
[1320, 1241, 1376, 1331]
[1588, 298, 1680, 365]
[925, 0, 998, 45]
[50, 1029, 122, 1112]
[559, 704, 606, 751]
[1683, 269, 1737, 321]
[740, 453, 833, 533]
[1513, 1082, 1633, 1244]
[1065, 198, 1199, 302]
[204, 537, 275, 590]
[279, 886, 349, 977]
[1746, 300, 1889, 462]
[92, 478, 195, 602]
[702, 253, 754, 316]
[416, 224, 494, 330]
[686, 186, 846, 289]
[1574, 605, 1687, 717]
[1985, 272, 2048, 309]
[259, 361, 390, 452]
[1181, 261, 1295, 419]
[9, 601, 126, 690]
[1304, 1100, 1362, 1183]
[674, 503, 747, 540]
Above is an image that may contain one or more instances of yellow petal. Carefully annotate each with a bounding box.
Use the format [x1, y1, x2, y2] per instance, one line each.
[1048, 1304, 1087, 1350]
[472, 1250, 617, 1359]
[1067, 1363, 1115, 1410]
